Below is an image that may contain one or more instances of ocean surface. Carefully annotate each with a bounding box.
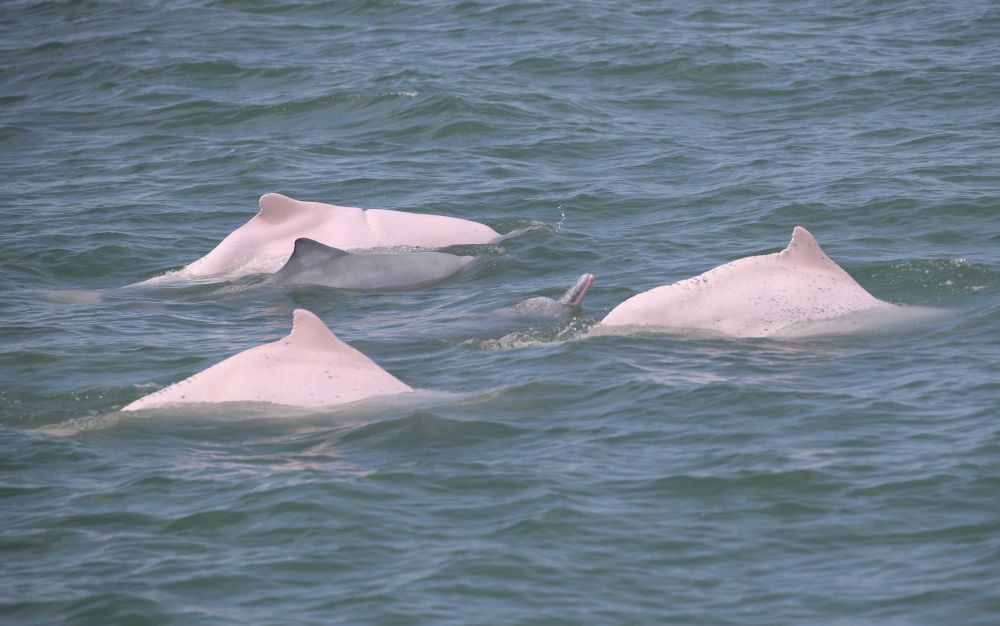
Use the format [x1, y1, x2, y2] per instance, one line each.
[2, 0, 999, 623]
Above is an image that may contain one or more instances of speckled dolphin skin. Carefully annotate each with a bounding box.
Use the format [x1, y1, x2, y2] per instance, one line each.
[598, 226, 895, 338]
[264, 238, 477, 292]
[493, 273, 595, 318]
[122, 309, 412, 411]
[183, 193, 500, 278]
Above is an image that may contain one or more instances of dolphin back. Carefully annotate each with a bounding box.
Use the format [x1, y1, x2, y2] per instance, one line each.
[492, 273, 595, 319]
[267, 238, 475, 291]
[265, 238, 349, 284]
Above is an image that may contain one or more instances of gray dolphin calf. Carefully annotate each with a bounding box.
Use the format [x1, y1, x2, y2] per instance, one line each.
[493, 273, 595, 318]
[264, 238, 477, 292]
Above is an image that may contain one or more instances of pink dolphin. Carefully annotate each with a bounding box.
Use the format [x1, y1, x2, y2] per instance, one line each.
[122, 309, 412, 411]
[183, 193, 501, 278]
[598, 226, 896, 338]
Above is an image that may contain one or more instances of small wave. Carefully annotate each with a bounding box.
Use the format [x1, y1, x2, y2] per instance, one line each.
[340, 408, 530, 447]
[862, 258, 996, 303]
[44, 289, 105, 305]
[494, 219, 550, 241]
[472, 317, 595, 350]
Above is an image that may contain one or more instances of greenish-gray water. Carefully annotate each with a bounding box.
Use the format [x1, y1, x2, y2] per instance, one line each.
[1, 1, 999, 624]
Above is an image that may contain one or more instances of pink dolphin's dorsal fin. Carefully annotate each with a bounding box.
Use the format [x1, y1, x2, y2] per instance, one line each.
[286, 309, 356, 354]
[257, 193, 310, 225]
[780, 225, 833, 267]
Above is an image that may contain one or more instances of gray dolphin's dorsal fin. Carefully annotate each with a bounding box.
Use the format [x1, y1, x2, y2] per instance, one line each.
[286, 309, 357, 355]
[257, 193, 314, 225]
[780, 226, 833, 267]
[291, 238, 349, 260]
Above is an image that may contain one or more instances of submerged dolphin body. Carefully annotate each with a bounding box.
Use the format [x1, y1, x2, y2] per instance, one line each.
[598, 226, 897, 338]
[180, 193, 500, 279]
[122, 309, 412, 411]
[263, 238, 477, 292]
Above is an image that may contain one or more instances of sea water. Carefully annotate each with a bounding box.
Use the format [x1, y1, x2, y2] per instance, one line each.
[1, 1, 998, 623]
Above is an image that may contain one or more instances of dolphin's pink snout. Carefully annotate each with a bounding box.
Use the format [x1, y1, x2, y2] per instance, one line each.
[560, 273, 595, 307]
